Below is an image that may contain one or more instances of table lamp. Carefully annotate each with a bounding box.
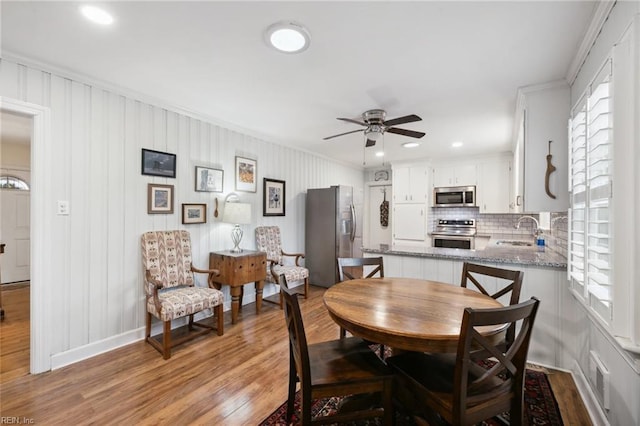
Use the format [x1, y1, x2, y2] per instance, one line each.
[222, 201, 252, 252]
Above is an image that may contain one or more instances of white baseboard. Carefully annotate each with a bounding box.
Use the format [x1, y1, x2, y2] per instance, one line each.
[571, 359, 609, 426]
[48, 286, 281, 370]
[51, 327, 146, 370]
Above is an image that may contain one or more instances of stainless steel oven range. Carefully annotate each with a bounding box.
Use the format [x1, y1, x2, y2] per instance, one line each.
[432, 219, 476, 250]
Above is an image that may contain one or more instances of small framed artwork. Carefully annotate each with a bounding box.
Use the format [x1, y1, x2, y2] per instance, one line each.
[195, 166, 223, 192]
[235, 156, 257, 192]
[182, 203, 207, 224]
[147, 183, 174, 214]
[263, 178, 285, 216]
[141, 148, 176, 178]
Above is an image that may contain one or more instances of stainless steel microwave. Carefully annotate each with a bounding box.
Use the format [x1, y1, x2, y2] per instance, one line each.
[433, 186, 476, 207]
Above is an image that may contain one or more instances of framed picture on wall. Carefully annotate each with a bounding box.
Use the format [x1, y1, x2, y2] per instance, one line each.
[195, 166, 223, 192]
[182, 203, 207, 224]
[263, 178, 285, 216]
[235, 156, 257, 192]
[147, 183, 174, 214]
[141, 148, 176, 178]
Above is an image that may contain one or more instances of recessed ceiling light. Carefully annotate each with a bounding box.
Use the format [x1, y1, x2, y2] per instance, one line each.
[402, 142, 420, 148]
[452, 141, 463, 148]
[375, 151, 385, 157]
[265, 21, 310, 53]
[80, 5, 114, 25]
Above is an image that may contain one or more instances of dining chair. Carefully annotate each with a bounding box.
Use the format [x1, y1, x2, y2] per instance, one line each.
[255, 226, 309, 308]
[141, 230, 224, 359]
[337, 256, 384, 282]
[460, 262, 523, 349]
[336, 256, 386, 358]
[387, 297, 540, 426]
[280, 275, 394, 425]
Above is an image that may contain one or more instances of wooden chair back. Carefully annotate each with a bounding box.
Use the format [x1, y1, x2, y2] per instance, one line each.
[280, 276, 312, 395]
[280, 273, 394, 424]
[337, 256, 384, 282]
[460, 262, 524, 348]
[452, 297, 540, 425]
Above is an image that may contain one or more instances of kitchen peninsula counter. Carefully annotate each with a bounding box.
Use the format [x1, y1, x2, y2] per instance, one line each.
[363, 238, 567, 367]
[362, 242, 566, 269]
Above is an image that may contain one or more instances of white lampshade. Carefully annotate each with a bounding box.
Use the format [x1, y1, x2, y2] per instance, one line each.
[222, 202, 252, 225]
[222, 202, 252, 252]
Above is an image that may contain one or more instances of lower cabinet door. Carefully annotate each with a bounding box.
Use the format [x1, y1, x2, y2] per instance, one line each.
[393, 204, 426, 241]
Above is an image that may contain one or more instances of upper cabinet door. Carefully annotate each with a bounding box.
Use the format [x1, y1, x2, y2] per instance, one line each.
[433, 164, 477, 187]
[478, 157, 511, 213]
[393, 165, 428, 204]
[519, 82, 570, 212]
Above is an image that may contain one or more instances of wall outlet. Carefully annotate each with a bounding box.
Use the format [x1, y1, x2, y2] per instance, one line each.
[57, 200, 70, 215]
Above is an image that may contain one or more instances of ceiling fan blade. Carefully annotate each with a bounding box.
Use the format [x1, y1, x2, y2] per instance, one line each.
[337, 117, 367, 126]
[365, 139, 376, 147]
[323, 129, 364, 140]
[386, 127, 426, 138]
[383, 114, 422, 127]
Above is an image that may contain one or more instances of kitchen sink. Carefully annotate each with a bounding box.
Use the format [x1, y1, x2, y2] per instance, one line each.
[495, 240, 533, 247]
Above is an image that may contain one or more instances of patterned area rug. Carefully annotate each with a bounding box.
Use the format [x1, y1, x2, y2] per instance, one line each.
[259, 366, 563, 425]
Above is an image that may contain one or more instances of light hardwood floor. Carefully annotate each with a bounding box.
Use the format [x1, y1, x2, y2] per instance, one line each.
[0, 284, 591, 425]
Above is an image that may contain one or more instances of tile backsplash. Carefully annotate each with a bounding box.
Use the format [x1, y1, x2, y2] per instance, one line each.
[430, 208, 568, 254]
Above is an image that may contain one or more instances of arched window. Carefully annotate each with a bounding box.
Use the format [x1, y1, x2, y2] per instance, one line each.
[0, 176, 30, 190]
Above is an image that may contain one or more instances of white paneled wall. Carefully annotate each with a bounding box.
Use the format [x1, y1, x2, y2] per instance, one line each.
[0, 57, 364, 368]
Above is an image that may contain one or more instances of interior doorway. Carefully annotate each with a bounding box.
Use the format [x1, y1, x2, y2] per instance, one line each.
[0, 110, 32, 377]
[365, 183, 392, 250]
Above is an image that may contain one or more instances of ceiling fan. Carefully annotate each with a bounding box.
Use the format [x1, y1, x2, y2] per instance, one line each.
[323, 109, 425, 147]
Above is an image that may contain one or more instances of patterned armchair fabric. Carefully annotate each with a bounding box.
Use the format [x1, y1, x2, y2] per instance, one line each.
[141, 230, 224, 359]
[255, 226, 309, 284]
[255, 226, 309, 306]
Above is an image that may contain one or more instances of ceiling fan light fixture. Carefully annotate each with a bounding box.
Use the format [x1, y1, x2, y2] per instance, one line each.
[364, 126, 383, 142]
[265, 21, 310, 53]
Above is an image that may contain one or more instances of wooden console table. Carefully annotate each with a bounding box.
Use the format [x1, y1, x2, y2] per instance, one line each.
[209, 250, 267, 324]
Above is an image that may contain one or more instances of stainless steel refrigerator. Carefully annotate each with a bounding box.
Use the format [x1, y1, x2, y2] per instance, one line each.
[305, 185, 355, 287]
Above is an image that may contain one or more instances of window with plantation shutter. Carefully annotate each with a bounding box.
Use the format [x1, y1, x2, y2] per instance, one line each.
[569, 59, 613, 323]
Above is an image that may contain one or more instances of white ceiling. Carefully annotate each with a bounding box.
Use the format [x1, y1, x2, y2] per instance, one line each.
[1, 1, 597, 168]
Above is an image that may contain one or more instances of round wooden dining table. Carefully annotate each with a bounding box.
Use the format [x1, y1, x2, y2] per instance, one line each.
[323, 277, 507, 353]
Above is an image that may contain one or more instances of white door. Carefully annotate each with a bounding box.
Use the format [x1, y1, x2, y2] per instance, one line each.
[367, 185, 392, 249]
[0, 173, 31, 283]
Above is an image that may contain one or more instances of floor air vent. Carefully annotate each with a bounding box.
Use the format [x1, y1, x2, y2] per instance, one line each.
[589, 350, 610, 410]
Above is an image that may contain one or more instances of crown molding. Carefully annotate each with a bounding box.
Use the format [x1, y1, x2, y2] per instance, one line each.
[565, 0, 617, 85]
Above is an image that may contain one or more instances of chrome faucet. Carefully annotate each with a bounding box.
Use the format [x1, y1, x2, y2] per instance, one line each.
[515, 215, 542, 237]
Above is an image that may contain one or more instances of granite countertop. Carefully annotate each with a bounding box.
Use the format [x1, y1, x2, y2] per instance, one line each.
[363, 234, 567, 269]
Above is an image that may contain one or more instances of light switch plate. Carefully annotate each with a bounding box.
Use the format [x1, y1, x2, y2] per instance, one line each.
[57, 200, 70, 215]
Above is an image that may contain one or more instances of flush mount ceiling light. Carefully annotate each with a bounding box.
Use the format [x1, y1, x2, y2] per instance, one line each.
[452, 141, 463, 148]
[265, 21, 310, 53]
[80, 5, 114, 25]
[402, 142, 420, 148]
[375, 151, 385, 157]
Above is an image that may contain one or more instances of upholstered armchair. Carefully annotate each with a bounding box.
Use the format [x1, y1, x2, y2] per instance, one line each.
[141, 230, 224, 359]
[255, 226, 309, 308]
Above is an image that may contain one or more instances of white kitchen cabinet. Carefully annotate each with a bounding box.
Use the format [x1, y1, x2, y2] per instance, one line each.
[393, 203, 426, 241]
[478, 157, 511, 213]
[433, 164, 477, 187]
[512, 81, 570, 212]
[393, 165, 428, 203]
